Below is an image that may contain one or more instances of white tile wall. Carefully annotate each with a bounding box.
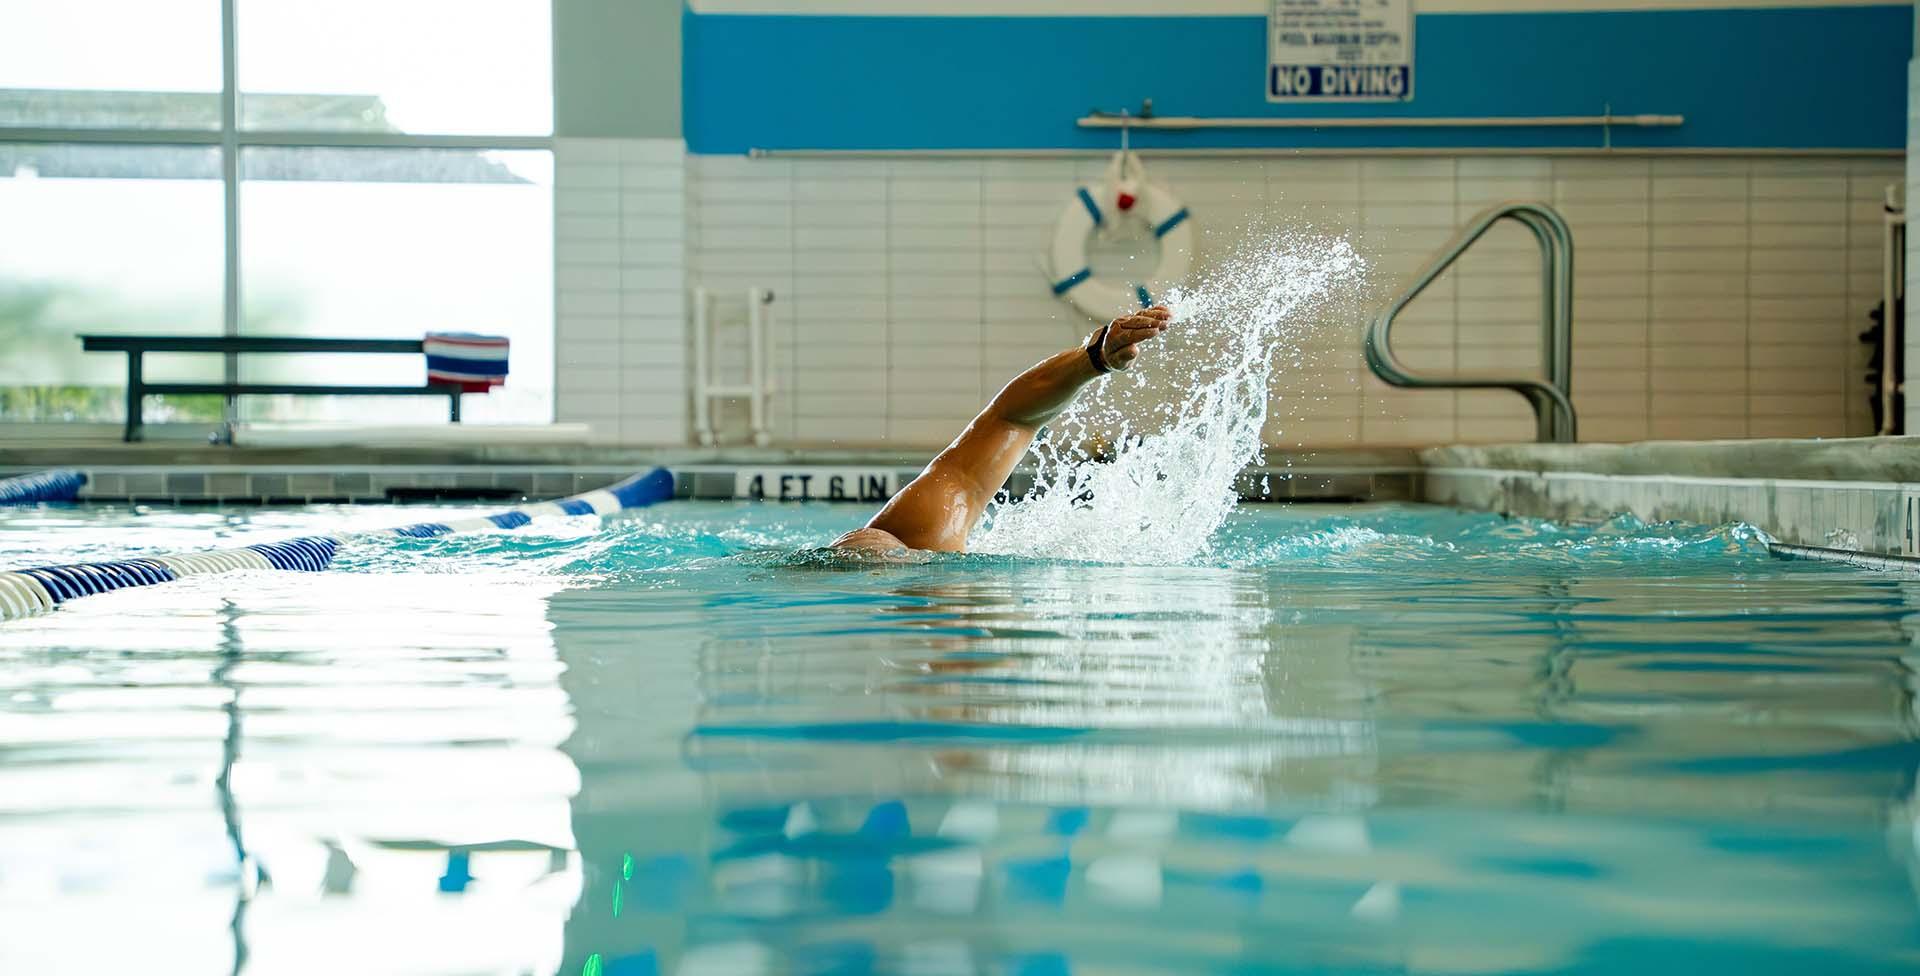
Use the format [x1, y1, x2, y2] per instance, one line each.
[621, 150, 1900, 449]
[554, 138, 689, 443]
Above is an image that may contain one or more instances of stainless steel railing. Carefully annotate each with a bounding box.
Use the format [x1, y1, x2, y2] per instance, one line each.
[1364, 201, 1577, 443]
[1880, 182, 1903, 436]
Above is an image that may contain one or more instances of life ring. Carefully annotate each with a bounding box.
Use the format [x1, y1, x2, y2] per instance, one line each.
[1047, 151, 1194, 320]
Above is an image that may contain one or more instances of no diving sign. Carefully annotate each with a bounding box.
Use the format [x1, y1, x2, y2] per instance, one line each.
[1268, 0, 1414, 102]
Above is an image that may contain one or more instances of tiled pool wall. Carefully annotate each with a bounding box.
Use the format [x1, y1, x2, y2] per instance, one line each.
[54, 468, 641, 506]
[8, 464, 1420, 507]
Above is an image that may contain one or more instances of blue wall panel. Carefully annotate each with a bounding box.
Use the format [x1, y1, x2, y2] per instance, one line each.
[684, 6, 1909, 153]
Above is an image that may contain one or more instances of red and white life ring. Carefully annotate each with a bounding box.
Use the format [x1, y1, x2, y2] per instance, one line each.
[1047, 151, 1194, 320]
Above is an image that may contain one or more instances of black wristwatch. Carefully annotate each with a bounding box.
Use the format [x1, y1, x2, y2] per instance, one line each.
[1086, 323, 1113, 374]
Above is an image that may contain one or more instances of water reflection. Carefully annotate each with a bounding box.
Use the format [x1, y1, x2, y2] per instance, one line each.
[684, 566, 1375, 811]
[5, 503, 1920, 974]
[0, 566, 579, 974]
[556, 554, 1920, 976]
[212, 598, 260, 976]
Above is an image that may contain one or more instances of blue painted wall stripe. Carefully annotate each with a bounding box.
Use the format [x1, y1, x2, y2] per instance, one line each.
[685, 6, 1909, 152]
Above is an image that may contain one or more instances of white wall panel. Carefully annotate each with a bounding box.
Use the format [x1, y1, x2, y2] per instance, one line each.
[650, 151, 1895, 447]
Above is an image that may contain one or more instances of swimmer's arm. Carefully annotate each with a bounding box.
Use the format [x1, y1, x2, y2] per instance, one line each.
[851, 308, 1170, 553]
[854, 347, 1093, 553]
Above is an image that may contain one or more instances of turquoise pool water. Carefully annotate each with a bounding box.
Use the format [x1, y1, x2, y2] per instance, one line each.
[1, 500, 1916, 974]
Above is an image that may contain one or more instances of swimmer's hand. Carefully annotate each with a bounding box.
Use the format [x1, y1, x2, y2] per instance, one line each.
[1099, 305, 1172, 372]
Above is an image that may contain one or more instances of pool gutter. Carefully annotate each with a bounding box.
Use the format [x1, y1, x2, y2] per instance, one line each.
[6, 436, 1916, 566]
[1421, 438, 1917, 565]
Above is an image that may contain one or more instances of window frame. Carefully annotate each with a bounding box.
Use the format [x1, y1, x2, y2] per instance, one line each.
[0, 0, 553, 435]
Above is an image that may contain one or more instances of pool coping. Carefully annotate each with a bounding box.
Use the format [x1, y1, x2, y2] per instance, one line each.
[1769, 542, 1920, 572]
[1421, 440, 1918, 561]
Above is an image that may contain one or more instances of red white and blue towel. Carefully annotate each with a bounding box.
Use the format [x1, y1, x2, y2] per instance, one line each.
[424, 332, 510, 393]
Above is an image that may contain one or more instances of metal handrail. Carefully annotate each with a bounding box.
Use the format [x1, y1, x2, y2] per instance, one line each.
[1880, 182, 1903, 436]
[1364, 201, 1578, 443]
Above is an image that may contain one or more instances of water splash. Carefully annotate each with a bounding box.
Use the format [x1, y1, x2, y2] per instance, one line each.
[1207, 508, 1776, 574]
[972, 230, 1370, 564]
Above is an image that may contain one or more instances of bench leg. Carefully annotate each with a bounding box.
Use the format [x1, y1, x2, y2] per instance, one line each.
[124, 352, 144, 443]
[448, 392, 461, 424]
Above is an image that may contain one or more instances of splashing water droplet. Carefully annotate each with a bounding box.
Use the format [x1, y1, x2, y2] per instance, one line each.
[972, 231, 1370, 564]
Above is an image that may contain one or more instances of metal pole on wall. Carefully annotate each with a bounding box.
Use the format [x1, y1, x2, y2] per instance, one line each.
[1906, 0, 1918, 435]
[220, 0, 241, 441]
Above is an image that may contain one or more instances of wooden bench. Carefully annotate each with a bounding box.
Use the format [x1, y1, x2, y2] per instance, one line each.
[80, 335, 464, 442]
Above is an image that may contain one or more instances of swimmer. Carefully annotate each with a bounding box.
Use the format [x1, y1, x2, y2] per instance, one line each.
[830, 306, 1172, 555]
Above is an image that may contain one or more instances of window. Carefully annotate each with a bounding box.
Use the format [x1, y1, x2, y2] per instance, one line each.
[0, 146, 224, 422]
[0, 1, 553, 429]
[238, 0, 551, 135]
[0, 1, 221, 128]
[239, 149, 552, 424]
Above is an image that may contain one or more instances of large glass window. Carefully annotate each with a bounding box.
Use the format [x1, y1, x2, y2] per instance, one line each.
[0, 1, 552, 430]
[0, 146, 224, 421]
[238, 0, 551, 135]
[0, 1, 221, 128]
[239, 149, 552, 423]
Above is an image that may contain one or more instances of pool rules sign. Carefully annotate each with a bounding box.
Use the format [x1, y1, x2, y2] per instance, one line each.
[1268, 0, 1413, 102]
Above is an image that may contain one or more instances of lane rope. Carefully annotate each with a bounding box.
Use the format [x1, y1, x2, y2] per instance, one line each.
[0, 467, 674, 622]
[0, 469, 86, 505]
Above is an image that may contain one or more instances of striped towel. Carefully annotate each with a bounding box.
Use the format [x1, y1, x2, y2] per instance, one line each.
[424, 332, 510, 393]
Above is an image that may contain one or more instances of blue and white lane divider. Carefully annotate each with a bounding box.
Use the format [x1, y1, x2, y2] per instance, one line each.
[0, 468, 673, 621]
[0, 469, 86, 505]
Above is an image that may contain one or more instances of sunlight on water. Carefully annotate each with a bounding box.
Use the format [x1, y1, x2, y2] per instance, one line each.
[973, 232, 1369, 564]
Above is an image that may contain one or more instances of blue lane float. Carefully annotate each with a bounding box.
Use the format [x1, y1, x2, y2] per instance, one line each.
[0, 467, 674, 621]
[0, 469, 86, 505]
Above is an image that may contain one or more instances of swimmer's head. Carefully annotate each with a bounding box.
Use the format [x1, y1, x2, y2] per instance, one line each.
[823, 527, 931, 564]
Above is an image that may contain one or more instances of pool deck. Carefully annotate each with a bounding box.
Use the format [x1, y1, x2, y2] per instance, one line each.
[1422, 438, 1915, 559]
[4, 435, 1915, 559]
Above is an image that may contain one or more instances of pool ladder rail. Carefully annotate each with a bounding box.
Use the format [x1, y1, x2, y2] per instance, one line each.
[1879, 182, 1903, 436]
[1364, 201, 1578, 444]
[691, 286, 776, 448]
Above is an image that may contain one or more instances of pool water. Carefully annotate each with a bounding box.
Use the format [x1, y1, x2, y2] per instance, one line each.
[1, 500, 1916, 975]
